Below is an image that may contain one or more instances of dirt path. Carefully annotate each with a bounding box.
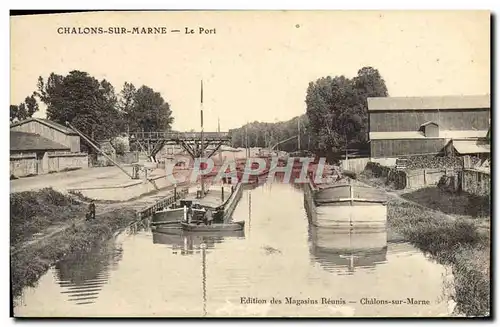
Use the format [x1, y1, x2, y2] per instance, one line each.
[10, 166, 126, 193]
[10, 185, 186, 256]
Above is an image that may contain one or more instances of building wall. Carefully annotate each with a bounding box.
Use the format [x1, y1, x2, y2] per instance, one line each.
[10, 151, 88, 177]
[47, 152, 89, 171]
[69, 135, 80, 152]
[10, 121, 80, 152]
[370, 139, 446, 158]
[369, 109, 490, 132]
[10, 153, 37, 177]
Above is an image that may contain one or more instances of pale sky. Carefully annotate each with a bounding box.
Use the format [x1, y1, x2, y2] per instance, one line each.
[10, 11, 490, 132]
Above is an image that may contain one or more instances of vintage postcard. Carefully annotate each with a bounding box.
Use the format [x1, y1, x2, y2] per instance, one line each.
[9, 10, 491, 318]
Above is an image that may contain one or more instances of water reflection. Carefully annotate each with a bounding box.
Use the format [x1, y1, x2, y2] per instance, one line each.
[152, 229, 245, 255]
[54, 238, 123, 305]
[16, 182, 453, 317]
[309, 226, 388, 274]
[201, 244, 207, 317]
[127, 219, 151, 235]
[152, 223, 246, 316]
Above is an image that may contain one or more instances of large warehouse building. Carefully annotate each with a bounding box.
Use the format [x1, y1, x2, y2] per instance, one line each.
[10, 118, 82, 152]
[367, 95, 490, 161]
[10, 118, 88, 177]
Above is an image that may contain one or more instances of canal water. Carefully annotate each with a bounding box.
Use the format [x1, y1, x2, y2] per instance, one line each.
[15, 182, 455, 317]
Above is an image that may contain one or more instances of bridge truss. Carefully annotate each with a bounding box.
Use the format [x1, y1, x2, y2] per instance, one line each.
[129, 131, 231, 161]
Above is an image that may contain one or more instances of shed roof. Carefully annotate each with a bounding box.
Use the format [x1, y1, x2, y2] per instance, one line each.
[10, 131, 71, 151]
[420, 121, 439, 127]
[10, 118, 78, 135]
[449, 140, 490, 154]
[369, 130, 488, 140]
[367, 95, 490, 111]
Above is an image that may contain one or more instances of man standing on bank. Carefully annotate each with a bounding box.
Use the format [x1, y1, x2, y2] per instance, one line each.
[87, 200, 96, 220]
[205, 209, 213, 226]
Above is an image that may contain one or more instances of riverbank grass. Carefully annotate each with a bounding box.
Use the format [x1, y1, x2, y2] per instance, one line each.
[360, 171, 490, 316]
[388, 197, 490, 317]
[10, 188, 138, 302]
[10, 188, 85, 247]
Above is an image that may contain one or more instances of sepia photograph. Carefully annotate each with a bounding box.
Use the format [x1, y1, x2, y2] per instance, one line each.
[9, 9, 491, 318]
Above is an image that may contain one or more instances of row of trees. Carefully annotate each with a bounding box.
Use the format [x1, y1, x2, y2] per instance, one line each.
[12, 67, 387, 160]
[10, 95, 39, 123]
[229, 66, 388, 160]
[228, 115, 312, 153]
[11, 70, 174, 142]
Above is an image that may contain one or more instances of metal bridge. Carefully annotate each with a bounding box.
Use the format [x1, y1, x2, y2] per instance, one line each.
[129, 131, 231, 160]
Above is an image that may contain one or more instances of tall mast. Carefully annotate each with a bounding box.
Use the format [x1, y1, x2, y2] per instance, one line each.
[218, 117, 223, 164]
[200, 80, 205, 195]
[297, 117, 301, 152]
[245, 122, 249, 158]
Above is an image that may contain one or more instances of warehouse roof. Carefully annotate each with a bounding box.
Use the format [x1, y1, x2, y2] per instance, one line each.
[10, 118, 78, 135]
[367, 95, 490, 111]
[369, 130, 488, 140]
[448, 140, 490, 154]
[10, 131, 70, 152]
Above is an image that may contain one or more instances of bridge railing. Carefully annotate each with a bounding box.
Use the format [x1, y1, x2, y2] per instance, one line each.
[129, 131, 230, 140]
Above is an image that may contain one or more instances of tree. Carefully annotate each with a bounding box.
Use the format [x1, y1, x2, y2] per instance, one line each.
[37, 71, 121, 140]
[119, 82, 136, 112]
[10, 105, 18, 123]
[24, 94, 39, 118]
[117, 82, 137, 133]
[305, 66, 389, 159]
[126, 85, 174, 132]
[353, 66, 389, 98]
[10, 93, 39, 123]
[352, 66, 389, 144]
[17, 103, 28, 121]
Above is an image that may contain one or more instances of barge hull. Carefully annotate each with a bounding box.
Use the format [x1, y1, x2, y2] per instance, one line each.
[303, 181, 387, 230]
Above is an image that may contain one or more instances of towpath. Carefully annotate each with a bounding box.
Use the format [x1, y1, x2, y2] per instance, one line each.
[11, 183, 189, 256]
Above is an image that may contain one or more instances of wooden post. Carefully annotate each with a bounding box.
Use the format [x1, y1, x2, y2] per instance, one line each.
[174, 184, 177, 203]
[221, 186, 225, 203]
[423, 169, 427, 186]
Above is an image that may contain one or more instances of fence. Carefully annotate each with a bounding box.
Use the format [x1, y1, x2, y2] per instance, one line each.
[137, 188, 189, 219]
[460, 168, 491, 196]
[405, 168, 450, 189]
[342, 157, 370, 173]
[364, 162, 407, 189]
[364, 162, 450, 190]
